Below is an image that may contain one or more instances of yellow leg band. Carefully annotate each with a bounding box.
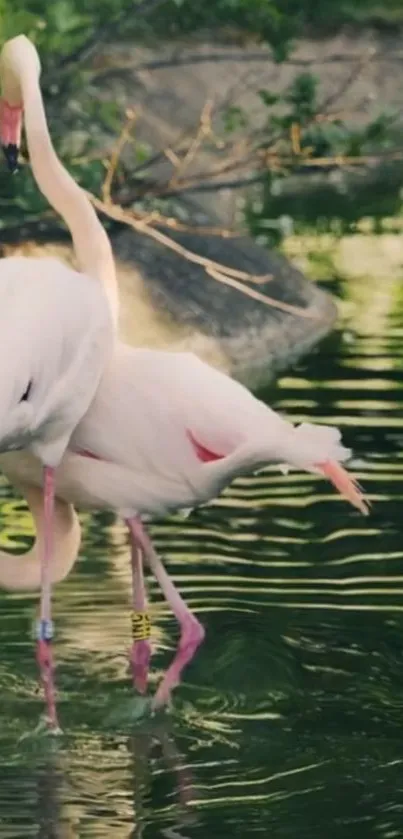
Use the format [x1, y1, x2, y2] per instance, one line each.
[131, 610, 151, 641]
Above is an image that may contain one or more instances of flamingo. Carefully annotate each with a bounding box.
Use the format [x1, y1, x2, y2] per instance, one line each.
[0, 480, 81, 726]
[0, 347, 369, 713]
[0, 36, 369, 722]
[0, 34, 117, 728]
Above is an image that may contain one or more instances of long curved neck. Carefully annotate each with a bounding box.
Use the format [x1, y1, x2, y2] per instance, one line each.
[19, 66, 118, 326]
[0, 483, 81, 590]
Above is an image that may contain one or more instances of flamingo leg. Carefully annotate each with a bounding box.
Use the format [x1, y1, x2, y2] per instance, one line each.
[125, 525, 152, 694]
[126, 516, 205, 708]
[36, 466, 59, 730]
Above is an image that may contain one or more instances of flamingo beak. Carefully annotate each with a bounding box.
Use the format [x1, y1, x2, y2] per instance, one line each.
[0, 100, 22, 173]
[2, 143, 19, 172]
[315, 459, 370, 515]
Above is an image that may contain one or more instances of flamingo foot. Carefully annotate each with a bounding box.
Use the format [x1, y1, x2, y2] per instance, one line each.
[152, 616, 205, 709]
[130, 638, 152, 694]
[36, 639, 59, 731]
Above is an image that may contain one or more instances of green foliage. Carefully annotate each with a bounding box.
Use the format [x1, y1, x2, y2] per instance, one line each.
[245, 162, 403, 248]
[152, 0, 403, 46]
[222, 105, 248, 133]
[258, 91, 279, 108]
[240, 72, 403, 247]
[0, 0, 152, 69]
[253, 70, 400, 159]
[0, 0, 402, 239]
[149, 0, 403, 58]
[285, 73, 318, 120]
[1, 0, 402, 73]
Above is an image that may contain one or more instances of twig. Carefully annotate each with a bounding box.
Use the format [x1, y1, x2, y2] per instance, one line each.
[114, 50, 388, 76]
[150, 145, 257, 195]
[205, 267, 311, 315]
[93, 192, 271, 282]
[129, 210, 240, 237]
[160, 172, 267, 196]
[102, 108, 138, 203]
[291, 123, 301, 155]
[87, 192, 317, 318]
[320, 47, 377, 113]
[168, 99, 214, 187]
[117, 172, 268, 201]
[164, 148, 182, 168]
[134, 100, 226, 186]
[282, 150, 403, 168]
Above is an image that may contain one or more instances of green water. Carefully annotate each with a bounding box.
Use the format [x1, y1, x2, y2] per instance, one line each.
[1, 264, 403, 838]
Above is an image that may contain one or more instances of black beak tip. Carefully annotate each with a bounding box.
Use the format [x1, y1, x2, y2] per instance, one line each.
[2, 144, 19, 173]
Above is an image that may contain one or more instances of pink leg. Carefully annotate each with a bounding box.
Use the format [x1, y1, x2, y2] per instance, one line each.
[125, 520, 152, 694]
[127, 517, 205, 709]
[36, 466, 59, 730]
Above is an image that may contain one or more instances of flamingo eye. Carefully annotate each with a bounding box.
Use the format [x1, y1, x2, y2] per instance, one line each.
[20, 380, 33, 402]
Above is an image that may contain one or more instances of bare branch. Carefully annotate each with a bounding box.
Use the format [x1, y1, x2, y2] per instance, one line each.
[168, 99, 215, 187]
[114, 50, 391, 76]
[118, 172, 267, 200]
[87, 192, 318, 319]
[102, 108, 139, 203]
[320, 47, 377, 113]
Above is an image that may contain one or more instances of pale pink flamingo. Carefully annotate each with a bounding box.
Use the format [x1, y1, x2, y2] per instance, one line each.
[0, 34, 116, 728]
[0, 36, 369, 726]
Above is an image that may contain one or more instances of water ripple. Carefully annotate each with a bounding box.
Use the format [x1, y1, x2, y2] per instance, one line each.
[1, 270, 403, 836]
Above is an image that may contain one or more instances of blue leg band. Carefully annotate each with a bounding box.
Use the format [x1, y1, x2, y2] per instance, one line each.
[35, 619, 54, 642]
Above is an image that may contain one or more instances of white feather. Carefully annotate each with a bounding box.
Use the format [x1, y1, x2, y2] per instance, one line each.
[0, 344, 354, 518]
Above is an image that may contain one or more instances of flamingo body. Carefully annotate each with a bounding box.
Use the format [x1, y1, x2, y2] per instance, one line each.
[0, 256, 113, 464]
[1, 342, 362, 518]
[0, 342, 367, 710]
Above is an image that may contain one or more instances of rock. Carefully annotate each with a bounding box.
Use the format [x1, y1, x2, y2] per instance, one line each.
[113, 222, 336, 389]
[2, 220, 336, 390]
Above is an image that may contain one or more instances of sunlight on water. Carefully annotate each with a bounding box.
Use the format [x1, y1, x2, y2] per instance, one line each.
[1, 257, 403, 838]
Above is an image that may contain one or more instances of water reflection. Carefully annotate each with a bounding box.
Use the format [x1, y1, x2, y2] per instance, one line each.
[1, 256, 403, 836]
[0, 715, 198, 837]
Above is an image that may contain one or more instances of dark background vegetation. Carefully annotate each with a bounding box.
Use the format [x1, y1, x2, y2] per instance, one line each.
[1, 0, 403, 246]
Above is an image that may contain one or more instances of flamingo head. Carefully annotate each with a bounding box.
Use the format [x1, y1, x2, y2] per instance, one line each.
[280, 422, 370, 515]
[0, 35, 41, 172]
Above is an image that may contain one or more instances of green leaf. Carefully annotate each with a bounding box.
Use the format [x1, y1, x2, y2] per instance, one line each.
[285, 72, 319, 120]
[258, 90, 279, 107]
[222, 105, 248, 133]
[133, 142, 152, 165]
